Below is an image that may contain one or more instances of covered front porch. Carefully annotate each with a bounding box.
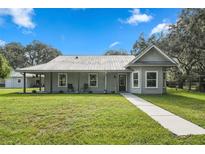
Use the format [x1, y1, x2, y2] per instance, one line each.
[22, 71, 131, 94]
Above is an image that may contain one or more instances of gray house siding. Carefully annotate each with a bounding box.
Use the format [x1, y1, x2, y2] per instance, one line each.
[44, 72, 130, 93]
[44, 69, 165, 94]
[107, 72, 117, 92]
[137, 47, 168, 62]
[141, 66, 163, 94]
[129, 67, 142, 94]
[128, 66, 165, 94]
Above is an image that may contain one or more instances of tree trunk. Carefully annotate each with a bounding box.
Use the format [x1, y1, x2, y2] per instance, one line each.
[187, 74, 192, 91]
[185, 69, 192, 91]
[188, 79, 192, 91]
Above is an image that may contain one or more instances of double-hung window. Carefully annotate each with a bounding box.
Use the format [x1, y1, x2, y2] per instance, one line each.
[58, 73, 67, 87]
[146, 71, 158, 88]
[132, 72, 139, 88]
[88, 73, 98, 87]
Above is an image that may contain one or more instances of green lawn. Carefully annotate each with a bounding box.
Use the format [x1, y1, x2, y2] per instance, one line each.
[138, 88, 205, 129]
[0, 88, 205, 144]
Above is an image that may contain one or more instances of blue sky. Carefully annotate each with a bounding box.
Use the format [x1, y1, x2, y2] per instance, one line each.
[0, 8, 181, 55]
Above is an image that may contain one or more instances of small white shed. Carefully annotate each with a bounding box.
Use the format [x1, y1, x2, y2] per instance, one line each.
[5, 71, 44, 88]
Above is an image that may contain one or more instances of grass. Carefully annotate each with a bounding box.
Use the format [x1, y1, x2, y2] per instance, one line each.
[0, 88, 205, 144]
[138, 88, 205, 128]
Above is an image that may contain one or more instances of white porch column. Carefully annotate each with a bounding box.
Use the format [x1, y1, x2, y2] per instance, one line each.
[23, 72, 26, 93]
[104, 72, 107, 93]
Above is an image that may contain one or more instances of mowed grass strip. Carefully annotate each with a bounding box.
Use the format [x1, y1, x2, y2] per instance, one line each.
[0, 88, 205, 144]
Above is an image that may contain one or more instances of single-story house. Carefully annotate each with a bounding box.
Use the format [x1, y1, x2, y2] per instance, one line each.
[5, 71, 44, 88]
[16, 45, 176, 94]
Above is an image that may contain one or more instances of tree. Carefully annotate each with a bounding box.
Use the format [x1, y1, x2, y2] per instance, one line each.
[0, 40, 62, 69]
[147, 34, 163, 46]
[166, 9, 205, 90]
[131, 9, 205, 90]
[104, 49, 128, 55]
[132, 33, 148, 55]
[25, 40, 62, 66]
[0, 53, 11, 79]
[0, 43, 27, 69]
[180, 9, 205, 74]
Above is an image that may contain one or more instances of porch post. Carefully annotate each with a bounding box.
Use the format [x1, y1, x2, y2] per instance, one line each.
[23, 72, 26, 93]
[50, 72, 53, 93]
[67, 72, 69, 93]
[39, 74, 42, 92]
[104, 72, 107, 93]
[77, 72, 80, 93]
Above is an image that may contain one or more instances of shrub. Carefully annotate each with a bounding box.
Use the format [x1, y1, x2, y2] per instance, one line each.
[111, 91, 115, 94]
[32, 90, 37, 94]
[59, 90, 64, 94]
[88, 90, 93, 93]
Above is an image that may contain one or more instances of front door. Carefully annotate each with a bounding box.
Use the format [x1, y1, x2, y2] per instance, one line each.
[119, 74, 126, 92]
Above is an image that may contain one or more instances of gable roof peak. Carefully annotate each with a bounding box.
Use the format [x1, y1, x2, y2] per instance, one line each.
[126, 45, 176, 66]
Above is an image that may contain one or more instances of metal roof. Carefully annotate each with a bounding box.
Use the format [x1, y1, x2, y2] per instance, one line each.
[9, 71, 34, 77]
[17, 55, 136, 72]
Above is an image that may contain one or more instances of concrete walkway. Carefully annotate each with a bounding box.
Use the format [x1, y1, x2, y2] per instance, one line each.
[121, 93, 205, 136]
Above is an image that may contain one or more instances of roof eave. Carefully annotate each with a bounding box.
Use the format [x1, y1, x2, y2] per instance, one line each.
[16, 69, 133, 73]
[125, 64, 177, 67]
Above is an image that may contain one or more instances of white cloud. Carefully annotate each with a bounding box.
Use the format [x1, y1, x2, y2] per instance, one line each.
[150, 23, 170, 35]
[119, 9, 152, 25]
[0, 39, 6, 46]
[0, 8, 35, 29]
[109, 41, 120, 48]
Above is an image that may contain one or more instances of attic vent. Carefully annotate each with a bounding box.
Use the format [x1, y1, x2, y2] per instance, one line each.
[75, 56, 78, 59]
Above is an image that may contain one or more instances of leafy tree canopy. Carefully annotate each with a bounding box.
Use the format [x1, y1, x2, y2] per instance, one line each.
[0, 53, 11, 79]
[0, 40, 62, 69]
[132, 8, 205, 90]
[104, 49, 128, 55]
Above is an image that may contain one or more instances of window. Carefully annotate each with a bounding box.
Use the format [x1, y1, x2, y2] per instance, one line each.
[88, 73, 98, 87]
[132, 72, 139, 88]
[58, 73, 67, 87]
[146, 71, 158, 88]
[163, 72, 166, 87]
[17, 79, 21, 83]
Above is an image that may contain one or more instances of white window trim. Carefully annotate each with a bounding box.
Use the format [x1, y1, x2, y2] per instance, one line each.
[132, 71, 140, 88]
[58, 73, 67, 87]
[145, 71, 158, 88]
[88, 73, 98, 88]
